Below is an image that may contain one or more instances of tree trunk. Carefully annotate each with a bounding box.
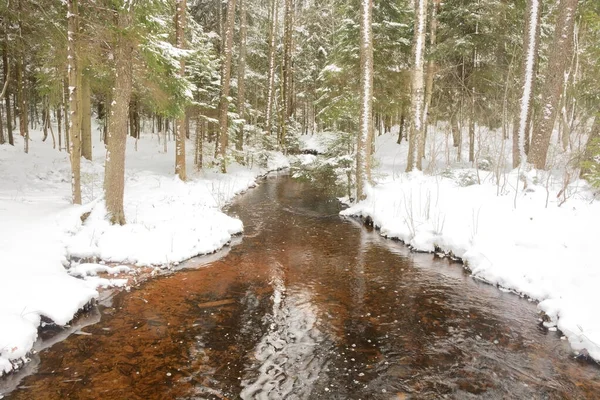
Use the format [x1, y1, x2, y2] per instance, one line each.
[104, 8, 133, 225]
[406, 0, 428, 172]
[63, 78, 70, 153]
[0, 99, 4, 144]
[81, 73, 92, 160]
[469, 86, 475, 163]
[217, 0, 237, 173]
[67, 0, 82, 204]
[195, 113, 203, 170]
[42, 96, 48, 142]
[513, 0, 540, 169]
[57, 105, 62, 151]
[175, 0, 187, 180]
[265, 0, 279, 137]
[236, 0, 247, 155]
[2, 30, 13, 146]
[420, 0, 439, 163]
[98, 98, 108, 146]
[46, 103, 56, 149]
[529, 0, 578, 170]
[580, 115, 599, 178]
[397, 112, 405, 144]
[279, 0, 294, 150]
[356, 0, 374, 201]
[16, 0, 28, 152]
[16, 54, 27, 152]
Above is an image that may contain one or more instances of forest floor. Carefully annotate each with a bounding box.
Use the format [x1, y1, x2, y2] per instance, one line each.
[307, 127, 600, 364]
[0, 128, 289, 375]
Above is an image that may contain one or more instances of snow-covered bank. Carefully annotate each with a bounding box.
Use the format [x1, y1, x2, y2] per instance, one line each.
[0, 132, 289, 376]
[341, 131, 600, 362]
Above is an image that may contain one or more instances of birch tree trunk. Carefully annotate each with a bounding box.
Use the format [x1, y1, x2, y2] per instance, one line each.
[356, 0, 374, 201]
[529, 0, 578, 170]
[217, 0, 236, 173]
[175, 0, 187, 180]
[104, 8, 133, 225]
[265, 0, 279, 137]
[406, 0, 428, 172]
[512, 0, 540, 169]
[236, 0, 247, 154]
[67, 0, 82, 204]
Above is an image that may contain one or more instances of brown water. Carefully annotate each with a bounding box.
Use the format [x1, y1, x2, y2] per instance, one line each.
[2, 174, 600, 399]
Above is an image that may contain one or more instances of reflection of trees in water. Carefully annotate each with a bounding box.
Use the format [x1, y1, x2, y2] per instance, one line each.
[240, 260, 330, 399]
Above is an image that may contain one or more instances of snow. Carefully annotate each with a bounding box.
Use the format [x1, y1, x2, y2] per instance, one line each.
[0, 125, 289, 376]
[342, 130, 600, 362]
[298, 132, 338, 154]
[322, 64, 342, 73]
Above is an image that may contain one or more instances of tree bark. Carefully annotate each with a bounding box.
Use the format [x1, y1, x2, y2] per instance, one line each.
[513, 0, 540, 169]
[42, 96, 48, 142]
[279, 0, 294, 150]
[57, 105, 62, 151]
[265, 0, 279, 137]
[81, 72, 92, 160]
[356, 0, 374, 201]
[0, 98, 4, 145]
[2, 29, 13, 146]
[175, 0, 187, 180]
[580, 115, 599, 178]
[420, 0, 439, 163]
[529, 0, 578, 170]
[16, 0, 28, 153]
[406, 0, 428, 172]
[397, 112, 405, 144]
[104, 8, 133, 225]
[469, 86, 475, 163]
[216, 0, 236, 173]
[67, 0, 82, 204]
[195, 113, 204, 170]
[236, 0, 247, 154]
[63, 77, 70, 153]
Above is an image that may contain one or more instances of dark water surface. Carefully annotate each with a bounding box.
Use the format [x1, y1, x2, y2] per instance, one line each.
[2, 174, 600, 399]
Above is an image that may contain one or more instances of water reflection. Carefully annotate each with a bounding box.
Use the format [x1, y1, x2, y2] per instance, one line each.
[3, 174, 600, 399]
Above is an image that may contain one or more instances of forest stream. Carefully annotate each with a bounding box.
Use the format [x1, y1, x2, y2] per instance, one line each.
[2, 173, 600, 399]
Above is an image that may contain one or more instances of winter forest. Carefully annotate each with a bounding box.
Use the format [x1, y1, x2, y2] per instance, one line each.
[1, 0, 600, 398]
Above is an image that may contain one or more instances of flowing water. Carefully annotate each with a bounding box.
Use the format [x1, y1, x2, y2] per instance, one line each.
[2, 174, 600, 399]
